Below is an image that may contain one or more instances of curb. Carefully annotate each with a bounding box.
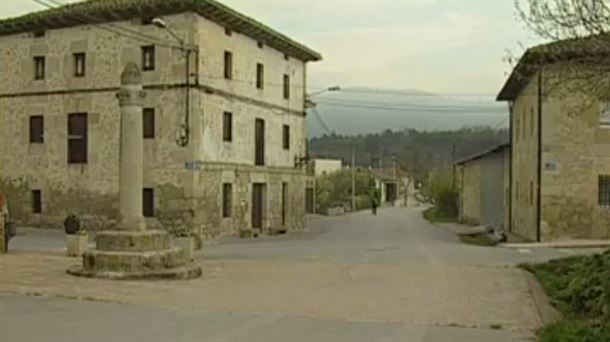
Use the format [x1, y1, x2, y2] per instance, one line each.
[521, 269, 562, 326]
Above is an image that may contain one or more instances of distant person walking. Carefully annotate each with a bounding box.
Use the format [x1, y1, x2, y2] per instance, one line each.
[369, 186, 379, 216]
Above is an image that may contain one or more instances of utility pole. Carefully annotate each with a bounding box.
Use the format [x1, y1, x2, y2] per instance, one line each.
[451, 143, 456, 190]
[378, 147, 383, 189]
[351, 143, 356, 212]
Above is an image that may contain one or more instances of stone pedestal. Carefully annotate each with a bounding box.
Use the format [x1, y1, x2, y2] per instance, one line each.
[68, 62, 201, 280]
[175, 237, 195, 261]
[66, 234, 88, 257]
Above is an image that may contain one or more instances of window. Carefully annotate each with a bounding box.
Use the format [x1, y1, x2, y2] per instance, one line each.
[32, 190, 42, 214]
[530, 107, 535, 137]
[33, 30, 45, 37]
[283, 74, 290, 99]
[282, 124, 290, 150]
[73, 53, 86, 77]
[222, 183, 232, 218]
[225, 27, 232, 36]
[141, 45, 155, 71]
[143, 108, 155, 139]
[223, 111, 232, 142]
[143, 188, 154, 217]
[257, 41, 264, 49]
[67, 113, 88, 164]
[255, 118, 265, 166]
[256, 63, 264, 89]
[600, 101, 610, 127]
[34, 56, 45, 80]
[284, 53, 290, 61]
[224, 51, 233, 80]
[29, 115, 44, 143]
[281, 182, 287, 226]
[599, 175, 610, 207]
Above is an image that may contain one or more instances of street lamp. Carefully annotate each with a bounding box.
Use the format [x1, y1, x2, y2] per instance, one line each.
[305, 86, 341, 109]
[152, 17, 199, 147]
[308, 86, 341, 98]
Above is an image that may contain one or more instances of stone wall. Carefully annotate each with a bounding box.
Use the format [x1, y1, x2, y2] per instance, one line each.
[0, 11, 311, 237]
[460, 161, 482, 225]
[511, 75, 540, 241]
[539, 68, 610, 240]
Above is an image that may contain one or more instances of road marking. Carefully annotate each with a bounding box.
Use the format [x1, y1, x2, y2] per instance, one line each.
[518, 249, 531, 254]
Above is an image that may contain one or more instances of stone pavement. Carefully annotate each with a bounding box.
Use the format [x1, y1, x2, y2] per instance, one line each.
[0, 252, 542, 331]
[2, 207, 590, 341]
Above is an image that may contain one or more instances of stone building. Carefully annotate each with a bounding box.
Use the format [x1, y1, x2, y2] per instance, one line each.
[311, 158, 342, 177]
[497, 39, 610, 241]
[456, 144, 510, 231]
[0, 0, 321, 238]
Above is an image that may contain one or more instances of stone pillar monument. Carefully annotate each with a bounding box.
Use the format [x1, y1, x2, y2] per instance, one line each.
[68, 63, 201, 280]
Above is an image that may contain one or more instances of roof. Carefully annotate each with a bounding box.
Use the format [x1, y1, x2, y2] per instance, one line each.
[496, 35, 610, 101]
[456, 143, 509, 166]
[0, 0, 322, 62]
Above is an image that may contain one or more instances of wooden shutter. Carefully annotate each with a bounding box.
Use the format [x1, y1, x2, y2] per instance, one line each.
[29, 115, 44, 143]
[68, 113, 88, 164]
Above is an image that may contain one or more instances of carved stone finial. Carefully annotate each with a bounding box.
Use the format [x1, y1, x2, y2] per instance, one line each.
[121, 62, 142, 85]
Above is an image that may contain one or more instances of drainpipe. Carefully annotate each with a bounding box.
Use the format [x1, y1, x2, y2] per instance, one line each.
[508, 100, 514, 233]
[536, 68, 543, 242]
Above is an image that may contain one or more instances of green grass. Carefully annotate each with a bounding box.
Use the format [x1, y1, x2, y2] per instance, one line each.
[520, 250, 610, 342]
[458, 233, 497, 247]
[422, 207, 457, 223]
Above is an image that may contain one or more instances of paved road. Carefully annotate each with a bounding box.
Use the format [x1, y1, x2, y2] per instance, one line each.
[1, 207, 594, 341]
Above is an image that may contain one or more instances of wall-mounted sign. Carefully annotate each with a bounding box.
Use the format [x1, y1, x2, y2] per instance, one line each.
[544, 160, 558, 171]
[185, 161, 203, 171]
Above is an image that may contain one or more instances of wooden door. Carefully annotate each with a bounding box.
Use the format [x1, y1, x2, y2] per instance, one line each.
[305, 187, 314, 214]
[252, 183, 264, 229]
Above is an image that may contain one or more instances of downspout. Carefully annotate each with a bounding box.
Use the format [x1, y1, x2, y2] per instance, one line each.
[536, 68, 543, 242]
[508, 100, 514, 233]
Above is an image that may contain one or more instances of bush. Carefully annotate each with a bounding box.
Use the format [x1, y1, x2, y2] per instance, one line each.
[315, 169, 377, 212]
[521, 249, 610, 341]
[425, 170, 458, 218]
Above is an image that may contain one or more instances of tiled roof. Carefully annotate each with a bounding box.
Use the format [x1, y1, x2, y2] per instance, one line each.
[0, 0, 322, 62]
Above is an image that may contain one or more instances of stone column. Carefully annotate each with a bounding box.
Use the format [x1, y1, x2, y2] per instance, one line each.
[116, 62, 146, 231]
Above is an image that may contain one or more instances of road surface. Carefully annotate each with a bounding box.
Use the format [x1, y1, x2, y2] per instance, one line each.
[1, 207, 588, 341]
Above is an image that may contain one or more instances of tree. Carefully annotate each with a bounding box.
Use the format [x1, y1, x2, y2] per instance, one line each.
[510, 0, 610, 104]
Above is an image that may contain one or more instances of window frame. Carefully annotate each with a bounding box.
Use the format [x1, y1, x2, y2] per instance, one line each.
[282, 124, 290, 150]
[223, 111, 233, 142]
[143, 188, 155, 217]
[73, 52, 86, 77]
[34, 56, 45, 80]
[222, 183, 232, 218]
[256, 63, 264, 89]
[143, 108, 155, 139]
[29, 115, 44, 144]
[141, 45, 155, 71]
[32, 189, 42, 214]
[224, 51, 233, 80]
[67, 113, 88, 164]
[283, 74, 290, 99]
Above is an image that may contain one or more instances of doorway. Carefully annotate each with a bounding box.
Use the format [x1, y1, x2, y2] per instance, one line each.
[252, 183, 266, 231]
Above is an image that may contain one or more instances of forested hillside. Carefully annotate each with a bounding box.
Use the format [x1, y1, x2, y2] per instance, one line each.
[308, 127, 508, 181]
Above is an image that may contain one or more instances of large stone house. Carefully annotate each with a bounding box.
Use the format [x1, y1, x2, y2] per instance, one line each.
[0, 0, 321, 238]
[497, 38, 610, 241]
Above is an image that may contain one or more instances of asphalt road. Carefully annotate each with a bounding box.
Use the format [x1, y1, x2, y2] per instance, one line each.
[1, 207, 595, 342]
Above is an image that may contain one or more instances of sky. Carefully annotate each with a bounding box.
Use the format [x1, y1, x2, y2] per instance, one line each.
[0, 0, 543, 97]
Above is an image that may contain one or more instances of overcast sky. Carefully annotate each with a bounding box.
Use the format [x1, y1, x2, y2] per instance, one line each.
[1, 0, 542, 96]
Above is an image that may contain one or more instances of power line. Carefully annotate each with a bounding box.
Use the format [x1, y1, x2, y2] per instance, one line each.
[314, 100, 506, 114]
[315, 98, 505, 111]
[310, 106, 334, 135]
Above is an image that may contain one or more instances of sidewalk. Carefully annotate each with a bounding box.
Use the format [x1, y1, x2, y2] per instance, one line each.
[502, 239, 610, 249]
